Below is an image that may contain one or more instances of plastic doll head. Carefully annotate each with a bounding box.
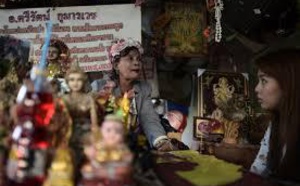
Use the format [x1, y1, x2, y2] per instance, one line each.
[47, 46, 60, 62]
[41, 39, 69, 62]
[65, 66, 87, 93]
[100, 114, 125, 147]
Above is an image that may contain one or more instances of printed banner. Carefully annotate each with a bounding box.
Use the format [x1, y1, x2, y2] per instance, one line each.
[0, 4, 141, 72]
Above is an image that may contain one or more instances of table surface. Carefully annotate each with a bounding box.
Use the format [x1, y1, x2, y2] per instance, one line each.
[153, 152, 278, 186]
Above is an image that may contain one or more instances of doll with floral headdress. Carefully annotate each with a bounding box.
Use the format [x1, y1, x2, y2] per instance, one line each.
[80, 114, 133, 186]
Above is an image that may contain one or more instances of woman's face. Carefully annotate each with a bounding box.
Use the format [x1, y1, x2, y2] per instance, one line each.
[67, 73, 84, 92]
[255, 70, 282, 110]
[47, 46, 60, 61]
[116, 49, 141, 81]
[101, 120, 124, 146]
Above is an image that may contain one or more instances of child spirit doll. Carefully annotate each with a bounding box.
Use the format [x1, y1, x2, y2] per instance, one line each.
[80, 115, 133, 186]
[42, 39, 70, 79]
[38, 39, 71, 94]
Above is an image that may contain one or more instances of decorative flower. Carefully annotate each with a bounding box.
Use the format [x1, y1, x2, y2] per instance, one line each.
[109, 38, 144, 59]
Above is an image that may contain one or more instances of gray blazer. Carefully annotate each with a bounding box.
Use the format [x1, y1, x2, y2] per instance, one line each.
[91, 79, 167, 146]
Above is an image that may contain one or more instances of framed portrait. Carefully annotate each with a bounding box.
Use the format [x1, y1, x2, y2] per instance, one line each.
[193, 117, 224, 142]
[196, 69, 249, 143]
[197, 69, 249, 117]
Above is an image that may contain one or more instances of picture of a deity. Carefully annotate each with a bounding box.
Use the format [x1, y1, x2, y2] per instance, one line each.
[197, 70, 249, 144]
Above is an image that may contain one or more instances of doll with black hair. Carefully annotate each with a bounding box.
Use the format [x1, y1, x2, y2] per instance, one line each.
[43, 39, 70, 79]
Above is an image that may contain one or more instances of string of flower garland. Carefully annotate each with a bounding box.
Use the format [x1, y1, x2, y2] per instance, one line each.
[214, 0, 224, 42]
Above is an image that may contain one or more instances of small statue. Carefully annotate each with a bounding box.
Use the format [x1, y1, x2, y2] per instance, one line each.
[41, 39, 71, 79]
[62, 65, 98, 179]
[80, 115, 133, 186]
[38, 39, 71, 94]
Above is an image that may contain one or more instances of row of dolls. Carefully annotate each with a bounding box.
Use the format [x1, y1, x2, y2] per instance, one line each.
[0, 37, 189, 186]
[0, 65, 137, 186]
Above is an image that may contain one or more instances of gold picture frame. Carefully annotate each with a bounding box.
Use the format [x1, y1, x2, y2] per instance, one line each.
[197, 69, 249, 117]
[193, 116, 224, 142]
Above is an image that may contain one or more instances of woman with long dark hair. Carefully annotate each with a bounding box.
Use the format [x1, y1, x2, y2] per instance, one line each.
[251, 48, 300, 183]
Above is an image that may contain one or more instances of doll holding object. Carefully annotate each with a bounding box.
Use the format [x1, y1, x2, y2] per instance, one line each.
[80, 114, 133, 186]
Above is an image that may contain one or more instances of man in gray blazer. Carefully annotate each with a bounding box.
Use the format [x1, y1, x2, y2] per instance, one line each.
[91, 79, 184, 151]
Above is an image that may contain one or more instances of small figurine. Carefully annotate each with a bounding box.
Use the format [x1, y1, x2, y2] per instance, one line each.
[62, 65, 98, 179]
[38, 39, 71, 94]
[42, 39, 71, 79]
[80, 115, 133, 186]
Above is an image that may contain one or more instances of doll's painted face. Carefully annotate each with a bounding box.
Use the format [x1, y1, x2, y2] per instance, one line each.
[255, 70, 282, 110]
[101, 120, 124, 147]
[47, 46, 60, 62]
[116, 49, 141, 81]
[67, 73, 84, 92]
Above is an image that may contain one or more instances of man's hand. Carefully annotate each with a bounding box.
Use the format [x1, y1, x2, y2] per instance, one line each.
[155, 138, 189, 152]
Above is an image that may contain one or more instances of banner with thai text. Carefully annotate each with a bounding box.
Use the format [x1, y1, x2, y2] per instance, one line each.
[0, 4, 141, 72]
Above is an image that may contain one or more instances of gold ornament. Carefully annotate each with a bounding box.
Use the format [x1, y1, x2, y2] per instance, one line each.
[43, 148, 74, 186]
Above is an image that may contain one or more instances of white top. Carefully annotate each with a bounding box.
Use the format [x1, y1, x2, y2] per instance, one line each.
[250, 124, 271, 175]
[250, 124, 286, 176]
